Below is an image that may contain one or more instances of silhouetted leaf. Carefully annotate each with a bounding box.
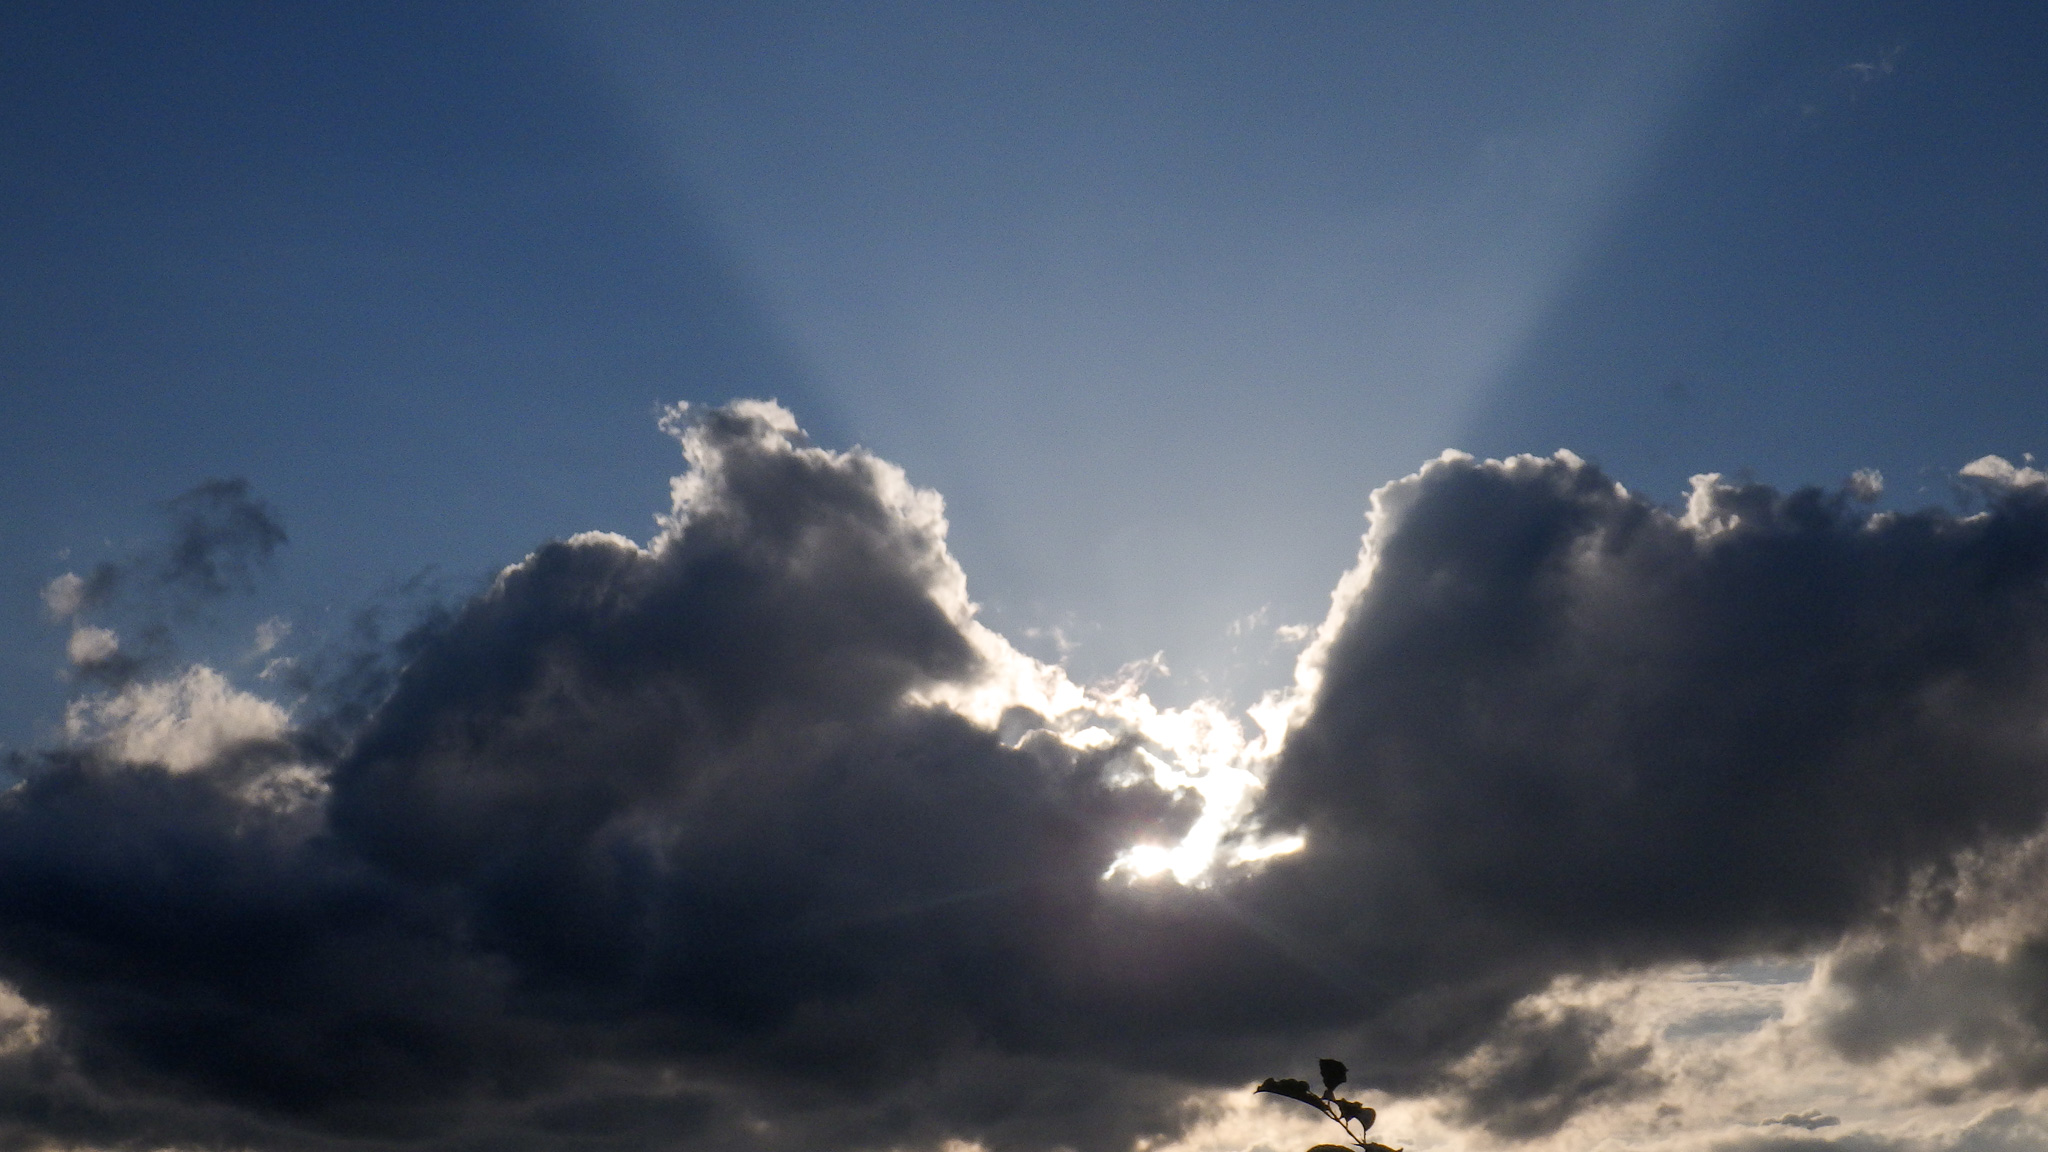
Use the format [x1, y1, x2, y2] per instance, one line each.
[1259, 1066, 1399, 1150]
[1336, 1100, 1376, 1131]
[1255, 1078, 1327, 1111]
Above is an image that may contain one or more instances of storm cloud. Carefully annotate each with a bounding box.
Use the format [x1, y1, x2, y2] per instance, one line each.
[1262, 448, 2048, 971]
[12, 407, 2048, 1149]
[3, 403, 1202, 1151]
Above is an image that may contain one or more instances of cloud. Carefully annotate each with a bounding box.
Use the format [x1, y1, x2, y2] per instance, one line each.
[1710, 1105, 2048, 1152]
[0, 403, 1199, 1151]
[1768, 1111, 1843, 1130]
[63, 664, 292, 774]
[1960, 455, 2048, 492]
[1440, 1004, 1661, 1138]
[253, 616, 292, 657]
[1713, 1133, 1909, 1152]
[1242, 448, 2048, 1127]
[64, 624, 119, 668]
[1803, 832, 2048, 1101]
[1267, 447, 2048, 950]
[50, 477, 286, 615]
[40, 477, 290, 687]
[12, 411, 2048, 1149]
[40, 572, 85, 619]
[157, 477, 289, 599]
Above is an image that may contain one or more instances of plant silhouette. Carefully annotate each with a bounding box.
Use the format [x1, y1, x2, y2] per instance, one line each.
[1255, 1059, 1401, 1152]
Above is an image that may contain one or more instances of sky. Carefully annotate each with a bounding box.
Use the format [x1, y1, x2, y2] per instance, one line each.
[4, 2, 2048, 1151]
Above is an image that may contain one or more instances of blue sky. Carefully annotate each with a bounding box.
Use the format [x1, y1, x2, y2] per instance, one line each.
[6, 4, 2048, 1150]
[8, 1, 2043, 725]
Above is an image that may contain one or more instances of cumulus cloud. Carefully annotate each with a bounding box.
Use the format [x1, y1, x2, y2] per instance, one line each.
[1960, 455, 2048, 492]
[63, 664, 292, 773]
[64, 624, 119, 668]
[12, 408, 2048, 1150]
[1, 402, 1205, 1151]
[40, 572, 85, 619]
[1219, 444, 2048, 1133]
[1262, 451, 2048, 1018]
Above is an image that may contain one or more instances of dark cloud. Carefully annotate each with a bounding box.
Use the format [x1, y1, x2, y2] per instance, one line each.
[59, 478, 286, 617]
[12, 419, 2048, 1148]
[1812, 837, 2048, 1097]
[1250, 451, 2048, 1119]
[43, 478, 288, 687]
[1821, 936, 2048, 1091]
[0, 405, 1201, 1151]
[157, 478, 289, 599]
[1769, 1111, 1843, 1130]
[1441, 1005, 1659, 1138]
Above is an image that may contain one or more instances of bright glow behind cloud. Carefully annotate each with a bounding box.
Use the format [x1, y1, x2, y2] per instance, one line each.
[562, 0, 1746, 693]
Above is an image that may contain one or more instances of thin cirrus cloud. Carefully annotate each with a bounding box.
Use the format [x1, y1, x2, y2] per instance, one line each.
[11, 402, 2048, 1150]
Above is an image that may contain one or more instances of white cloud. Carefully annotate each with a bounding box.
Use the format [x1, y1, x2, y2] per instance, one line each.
[1960, 455, 2048, 490]
[40, 572, 84, 619]
[0, 983, 48, 1059]
[64, 665, 289, 773]
[64, 625, 118, 667]
[250, 616, 291, 656]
